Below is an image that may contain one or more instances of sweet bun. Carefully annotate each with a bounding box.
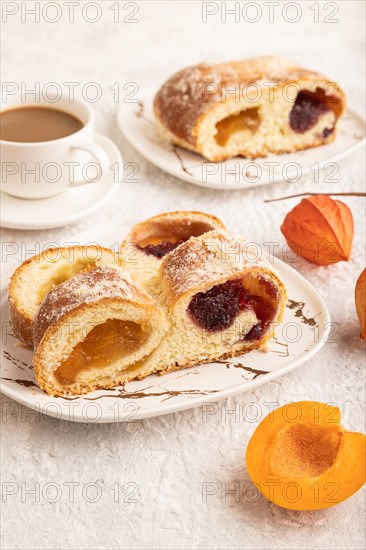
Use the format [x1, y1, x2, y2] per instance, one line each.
[33, 266, 168, 396]
[8, 246, 117, 347]
[132, 230, 287, 380]
[120, 210, 226, 293]
[154, 56, 346, 161]
[8, 215, 287, 397]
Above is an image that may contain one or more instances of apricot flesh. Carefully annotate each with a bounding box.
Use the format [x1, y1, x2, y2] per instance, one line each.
[246, 401, 366, 510]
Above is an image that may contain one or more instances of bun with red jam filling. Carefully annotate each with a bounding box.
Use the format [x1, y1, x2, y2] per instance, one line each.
[119, 211, 226, 294]
[154, 56, 346, 161]
[129, 230, 287, 380]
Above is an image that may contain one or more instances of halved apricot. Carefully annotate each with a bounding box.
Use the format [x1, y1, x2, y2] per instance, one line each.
[246, 401, 366, 510]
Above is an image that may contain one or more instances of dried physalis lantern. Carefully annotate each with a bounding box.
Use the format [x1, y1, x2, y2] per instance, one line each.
[280, 195, 354, 265]
[355, 268, 366, 340]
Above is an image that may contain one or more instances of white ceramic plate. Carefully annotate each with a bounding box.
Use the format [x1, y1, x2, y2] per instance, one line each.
[118, 92, 365, 190]
[0, 135, 122, 230]
[0, 222, 331, 423]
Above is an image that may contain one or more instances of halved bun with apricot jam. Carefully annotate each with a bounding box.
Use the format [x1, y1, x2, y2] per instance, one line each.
[8, 246, 117, 347]
[33, 266, 168, 396]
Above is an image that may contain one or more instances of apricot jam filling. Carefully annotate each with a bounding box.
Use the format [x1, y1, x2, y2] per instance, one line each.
[187, 278, 277, 340]
[55, 319, 149, 385]
[38, 259, 97, 304]
[269, 423, 342, 478]
[215, 108, 261, 146]
[135, 220, 216, 259]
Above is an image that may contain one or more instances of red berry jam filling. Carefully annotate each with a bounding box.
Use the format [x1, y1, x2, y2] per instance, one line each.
[134, 220, 217, 259]
[289, 91, 329, 133]
[322, 127, 334, 138]
[243, 294, 275, 342]
[187, 279, 277, 341]
[137, 240, 184, 259]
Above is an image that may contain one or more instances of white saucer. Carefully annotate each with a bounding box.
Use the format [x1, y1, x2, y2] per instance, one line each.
[118, 91, 366, 190]
[0, 134, 122, 230]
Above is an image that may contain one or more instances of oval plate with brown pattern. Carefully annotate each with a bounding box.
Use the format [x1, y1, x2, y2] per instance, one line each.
[0, 223, 331, 423]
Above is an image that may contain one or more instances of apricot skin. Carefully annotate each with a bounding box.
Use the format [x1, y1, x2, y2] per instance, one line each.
[246, 401, 366, 511]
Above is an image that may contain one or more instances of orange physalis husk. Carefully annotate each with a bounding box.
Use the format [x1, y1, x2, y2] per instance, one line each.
[355, 268, 366, 340]
[280, 195, 354, 266]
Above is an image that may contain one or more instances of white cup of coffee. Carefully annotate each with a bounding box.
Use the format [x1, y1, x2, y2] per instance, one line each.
[0, 95, 110, 199]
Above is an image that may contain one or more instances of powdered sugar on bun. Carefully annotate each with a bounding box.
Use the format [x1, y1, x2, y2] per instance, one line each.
[33, 266, 153, 349]
[154, 56, 346, 161]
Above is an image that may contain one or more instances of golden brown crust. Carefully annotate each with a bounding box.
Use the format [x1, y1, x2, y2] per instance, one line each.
[7, 245, 116, 347]
[119, 211, 227, 294]
[9, 303, 33, 347]
[38, 342, 262, 396]
[33, 266, 164, 396]
[145, 344, 261, 379]
[123, 210, 226, 247]
[159, 230, 287, 308]
[34, 296, 156, 397]
[33, 266, 154, 349]
[156, 120, 341, 163]
[8, 254, 41, 347]
[154, 56, 346, 158]
[9, 216, 287, 398]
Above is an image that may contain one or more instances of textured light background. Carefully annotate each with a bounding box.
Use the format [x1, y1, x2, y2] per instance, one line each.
[1, 2, 365, 549]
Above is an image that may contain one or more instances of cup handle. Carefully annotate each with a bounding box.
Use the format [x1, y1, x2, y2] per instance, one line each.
[70, 140, 110, 186]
